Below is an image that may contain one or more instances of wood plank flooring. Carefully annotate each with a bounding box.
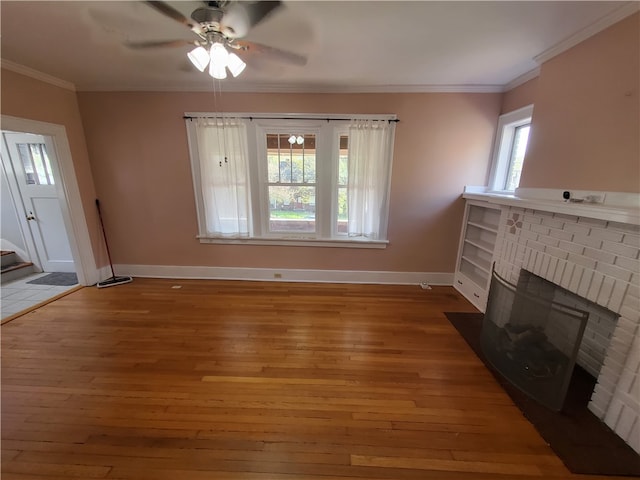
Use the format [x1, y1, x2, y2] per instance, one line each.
[0, 278, 630, 479]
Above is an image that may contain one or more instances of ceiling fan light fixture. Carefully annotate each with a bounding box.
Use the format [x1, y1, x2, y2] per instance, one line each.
[187, 46, 210, 72]
[296, 135, 304, 145]
[140, 1, 304, 82]
[227, 52, 247, 77]
[288, 135, 297, 145]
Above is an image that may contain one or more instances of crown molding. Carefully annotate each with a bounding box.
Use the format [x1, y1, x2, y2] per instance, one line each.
[1, 60, 76, 92]
[503, 67, 540, 92]
[534, 1, 639, 65]
[211, 83, 506, 94]
[78, 82, 505, 94]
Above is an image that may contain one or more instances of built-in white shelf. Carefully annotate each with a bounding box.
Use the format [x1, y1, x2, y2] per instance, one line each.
[454, 200, 501, 312]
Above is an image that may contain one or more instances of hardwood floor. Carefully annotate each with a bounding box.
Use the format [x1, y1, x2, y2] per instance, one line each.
[0, 278, 629, 479]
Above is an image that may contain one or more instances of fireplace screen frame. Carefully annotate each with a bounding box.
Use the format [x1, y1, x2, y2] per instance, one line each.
[482, 267, 590, 411]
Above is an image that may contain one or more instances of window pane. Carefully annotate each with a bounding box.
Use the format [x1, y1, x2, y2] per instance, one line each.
[18, 143, 54, 185]
[266, 133, 316, 185]
[291, 152, 304, 183]
[336, 135, 349, 234]
[504, 125, 530, 191]
[267, 133, 281, 182]
[18, 144, 35, 184]
[337, 186, 348, 234]
[42, 146, 54, 185]
[268, 186, 316, 233]
[303, 153, 316, 183]
[338, 135, 348, 185]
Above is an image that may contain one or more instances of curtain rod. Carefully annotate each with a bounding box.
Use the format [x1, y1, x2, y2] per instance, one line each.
[183, 115, 399, 123]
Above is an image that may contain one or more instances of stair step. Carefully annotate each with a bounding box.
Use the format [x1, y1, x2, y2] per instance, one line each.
[2, 261, 34, 273]
[1, 261, 36, 283]
[1, 250, 18, 269]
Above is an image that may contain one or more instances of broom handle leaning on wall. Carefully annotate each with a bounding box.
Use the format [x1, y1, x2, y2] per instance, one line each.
[95, 199, 117, 279]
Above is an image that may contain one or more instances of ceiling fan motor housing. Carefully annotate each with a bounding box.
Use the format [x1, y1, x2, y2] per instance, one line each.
[191, 7, 224, 27]
[191, 4, 250, 39]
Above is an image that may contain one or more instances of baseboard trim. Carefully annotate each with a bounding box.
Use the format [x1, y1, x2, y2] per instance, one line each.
[115, 264, 454, 286]
[94, 265, 117, 285]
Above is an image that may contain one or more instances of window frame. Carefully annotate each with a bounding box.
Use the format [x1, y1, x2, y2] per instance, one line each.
[186, 112, 395, 248]
[333, 125, 350, 238]
[254, 119, 325, 239]
[487, 104, 533, 193]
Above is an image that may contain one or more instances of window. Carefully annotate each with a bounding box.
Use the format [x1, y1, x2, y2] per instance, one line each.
[186, 113, 396, 246]
[337, 135, 348, 234]
[17, 142, 54, 185]
[488, 105, 533, 192]
[266, 133, 317, 234]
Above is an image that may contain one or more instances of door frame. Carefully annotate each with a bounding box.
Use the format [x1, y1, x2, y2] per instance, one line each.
[1, 115, 98, 286]
[2, 132, 75, 273]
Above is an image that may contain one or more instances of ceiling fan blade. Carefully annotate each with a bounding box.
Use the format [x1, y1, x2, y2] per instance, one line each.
[243, 1, 282, 29]
[145, 1, 203, 36]
[235, 40, 307, 66]
[125, 39, 195, 49]
[221, 1, 282, 38]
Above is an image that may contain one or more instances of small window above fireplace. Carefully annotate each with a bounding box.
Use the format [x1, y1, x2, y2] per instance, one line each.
[487, 105, 533, 192]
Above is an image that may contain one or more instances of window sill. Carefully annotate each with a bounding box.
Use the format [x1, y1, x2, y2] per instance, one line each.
[197, 236, 389, 249]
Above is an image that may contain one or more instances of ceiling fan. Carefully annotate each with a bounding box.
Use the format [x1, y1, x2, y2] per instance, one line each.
[127, 0, 307, 79]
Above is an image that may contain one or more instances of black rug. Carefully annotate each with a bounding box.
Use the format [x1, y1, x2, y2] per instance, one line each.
[445, 312, 640, 476]
[26, 272, 78, 286]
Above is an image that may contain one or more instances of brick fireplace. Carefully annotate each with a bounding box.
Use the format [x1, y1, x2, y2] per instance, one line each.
[492, 204, 640, 453]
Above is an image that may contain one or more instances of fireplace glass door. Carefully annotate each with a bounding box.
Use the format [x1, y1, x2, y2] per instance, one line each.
[482, 269, 589, 411]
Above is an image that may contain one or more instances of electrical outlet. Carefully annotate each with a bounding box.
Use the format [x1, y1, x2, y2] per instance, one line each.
[274, 273, 282, 279]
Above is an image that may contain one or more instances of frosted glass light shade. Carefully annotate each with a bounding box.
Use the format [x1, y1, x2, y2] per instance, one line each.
[210, 42, 229, 65]
[187, 46, 210, 72]
[227, 52, 246, 77]
[288, 135, 296, 144]
[209, 60, 227, 80]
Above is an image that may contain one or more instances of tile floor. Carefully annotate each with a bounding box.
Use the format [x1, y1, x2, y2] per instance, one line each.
[1, 272, 79, 320]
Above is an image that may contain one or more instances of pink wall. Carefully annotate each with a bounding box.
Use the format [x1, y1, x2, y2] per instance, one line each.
[77, 92, 500, 272]
[501, 77, 538, 114]
[520, 13, 639, 192]
[0, 69, 104, 267]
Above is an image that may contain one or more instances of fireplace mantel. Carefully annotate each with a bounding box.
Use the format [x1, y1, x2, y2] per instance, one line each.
[463, 186, 640, 225]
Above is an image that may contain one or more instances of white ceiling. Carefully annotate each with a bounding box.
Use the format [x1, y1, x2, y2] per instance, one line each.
[0, 1, 635, 92]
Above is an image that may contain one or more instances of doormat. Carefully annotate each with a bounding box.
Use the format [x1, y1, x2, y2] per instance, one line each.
[26, 272, 78, 286]
[445, 312, 640, 476]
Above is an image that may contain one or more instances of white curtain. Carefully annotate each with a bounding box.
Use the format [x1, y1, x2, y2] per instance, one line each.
[347, 119, 395, 239]
[195, 117, 251, 237]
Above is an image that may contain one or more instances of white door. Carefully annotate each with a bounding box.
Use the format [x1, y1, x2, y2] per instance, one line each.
[3, 132, 75, 273]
